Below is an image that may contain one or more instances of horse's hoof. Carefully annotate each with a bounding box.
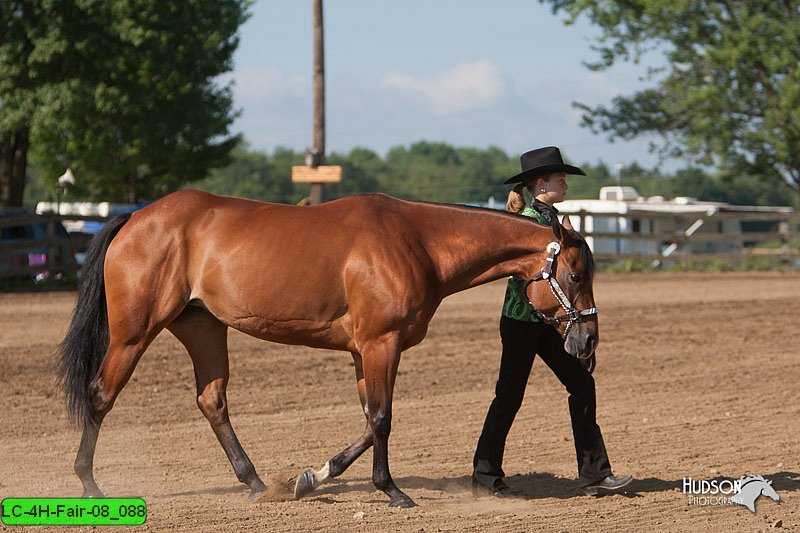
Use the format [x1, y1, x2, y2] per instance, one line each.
[247, 478, 267, 501]
[82, 488, 105, 498]
[294, 468, 316, 499]
[389, 495, 417, 508]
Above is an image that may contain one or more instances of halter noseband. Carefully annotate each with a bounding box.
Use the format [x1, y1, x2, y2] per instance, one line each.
[523, 241, 599, 349]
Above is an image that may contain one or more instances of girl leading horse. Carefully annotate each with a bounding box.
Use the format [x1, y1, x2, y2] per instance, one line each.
[57, 190, 598, 508]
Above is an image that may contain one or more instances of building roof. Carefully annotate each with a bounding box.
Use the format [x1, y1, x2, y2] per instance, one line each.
[557, 187, 794, 219]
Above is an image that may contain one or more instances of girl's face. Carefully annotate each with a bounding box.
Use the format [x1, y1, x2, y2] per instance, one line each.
[532, 172, 569, 204]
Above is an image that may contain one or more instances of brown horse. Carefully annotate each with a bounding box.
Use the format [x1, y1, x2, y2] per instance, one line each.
[57, 190, 598, 508]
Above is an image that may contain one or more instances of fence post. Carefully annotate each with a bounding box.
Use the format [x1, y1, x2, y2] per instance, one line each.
[45, 215, 58, 273]
[779, 218, 790, 264]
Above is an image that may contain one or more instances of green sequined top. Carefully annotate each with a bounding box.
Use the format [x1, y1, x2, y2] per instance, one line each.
[501, 201, 556, 322]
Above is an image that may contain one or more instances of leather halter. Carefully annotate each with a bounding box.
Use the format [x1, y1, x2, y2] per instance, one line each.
[523, 241, 599, 348]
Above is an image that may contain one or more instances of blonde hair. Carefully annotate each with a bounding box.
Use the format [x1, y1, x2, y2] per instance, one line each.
[506, 183, 527, 213]
[506, 174, 555, 213]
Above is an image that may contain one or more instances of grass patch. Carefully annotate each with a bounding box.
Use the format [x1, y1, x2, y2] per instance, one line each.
[598, 256, 799, 273]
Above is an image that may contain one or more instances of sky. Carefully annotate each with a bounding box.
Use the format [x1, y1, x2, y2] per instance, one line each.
[225, 0, 675, 172]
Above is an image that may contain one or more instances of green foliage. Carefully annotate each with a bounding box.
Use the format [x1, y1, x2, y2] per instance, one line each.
[541, 0, 800, 196]
[323, 150, 383, 199]
[659, 256, 794, 272]
[189, 144, 298, 202]
[182, 140, 798, 210]
[189, 141, 521, 205]
[382, 142, 463, 201]
[22, 168, 53, 208]
[597, 256, 797, 273]
[1, 0, 251, 205]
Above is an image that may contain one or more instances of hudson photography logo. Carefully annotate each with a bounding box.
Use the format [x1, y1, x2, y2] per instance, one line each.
[682, 475, 780, 512]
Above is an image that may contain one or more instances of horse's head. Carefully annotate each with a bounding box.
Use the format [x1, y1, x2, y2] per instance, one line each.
[525, 215, 599, 366]
[742, 476, 781, 502]
[761, 481, 780, 502]
[735, 475, 781, 510]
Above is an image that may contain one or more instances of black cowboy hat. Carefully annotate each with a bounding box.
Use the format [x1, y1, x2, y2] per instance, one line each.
[503, 146, 586, 184]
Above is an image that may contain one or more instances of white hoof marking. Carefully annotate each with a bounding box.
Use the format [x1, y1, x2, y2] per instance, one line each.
[313, 461, 331, 486]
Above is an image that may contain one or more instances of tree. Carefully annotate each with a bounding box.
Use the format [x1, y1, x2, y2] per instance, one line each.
[0, 0, 250, 206]
[0, 1, 37, 206]
[541, 1, 800, 197]
[182, 139, 796, 209]
[324, 149, 382, 200]
[191, 142, 293, 202]
[383, 141, 466, 202]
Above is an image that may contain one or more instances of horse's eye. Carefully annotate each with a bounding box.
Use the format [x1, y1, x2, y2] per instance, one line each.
[569, 273, 581, 283]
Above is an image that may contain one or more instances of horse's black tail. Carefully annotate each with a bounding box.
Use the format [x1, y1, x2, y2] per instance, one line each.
[57, 213, 131, 427]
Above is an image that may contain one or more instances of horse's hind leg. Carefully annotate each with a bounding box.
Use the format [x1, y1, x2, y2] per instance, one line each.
[294, 352, 374, 499]
[75, 420, 104, 497]
[167, 306, 266, 499]
[75, 339, 156, 497]
[73, 246, 186, 497]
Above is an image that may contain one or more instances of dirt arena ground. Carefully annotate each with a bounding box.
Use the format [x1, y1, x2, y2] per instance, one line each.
[1, 272, 798, 532]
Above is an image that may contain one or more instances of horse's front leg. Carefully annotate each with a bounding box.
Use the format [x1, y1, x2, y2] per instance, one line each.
[294, 352, 373, 499]
[168, 309, 266, 500]
[361, 333, 415, 508]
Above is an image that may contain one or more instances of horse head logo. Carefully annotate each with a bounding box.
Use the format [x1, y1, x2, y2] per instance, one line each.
[729, 475, 780, 513]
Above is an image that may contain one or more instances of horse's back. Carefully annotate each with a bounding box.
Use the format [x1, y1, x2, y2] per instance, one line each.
[102, 191, 432, 350]
[134, 190, 412, 235]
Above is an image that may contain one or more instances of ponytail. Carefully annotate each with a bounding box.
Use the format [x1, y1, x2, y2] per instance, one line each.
[506, 183, 526, 213]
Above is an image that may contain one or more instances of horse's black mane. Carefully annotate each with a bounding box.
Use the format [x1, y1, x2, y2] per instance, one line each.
[398, 195, 548, 224]
[362, 193, 596, 277]
[446, 200, 596, 278]
[573, 231, 595, 279]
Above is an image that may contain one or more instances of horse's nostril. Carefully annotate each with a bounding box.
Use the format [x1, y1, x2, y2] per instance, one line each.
[587, 335, 598, 350]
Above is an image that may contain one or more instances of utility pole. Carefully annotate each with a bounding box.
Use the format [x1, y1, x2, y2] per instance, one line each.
[310, 0, 325, 205]
[291, 0, 341, 195]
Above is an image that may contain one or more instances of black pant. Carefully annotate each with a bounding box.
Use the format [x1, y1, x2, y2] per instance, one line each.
[473, 316, 612, 488]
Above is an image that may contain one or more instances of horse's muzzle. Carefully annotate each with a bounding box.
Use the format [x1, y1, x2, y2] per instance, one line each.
[564, 326, 598, 361]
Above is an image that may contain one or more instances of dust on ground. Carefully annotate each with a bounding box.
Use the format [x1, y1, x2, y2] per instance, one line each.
[1, 272, 798, 531]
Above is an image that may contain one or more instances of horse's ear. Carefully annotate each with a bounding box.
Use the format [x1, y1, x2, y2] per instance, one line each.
[562, 215, 574, 231]
[551, 215, 563, 241]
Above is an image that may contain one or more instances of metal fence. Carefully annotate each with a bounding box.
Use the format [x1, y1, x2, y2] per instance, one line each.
[0, 214, 99, 280]
[565, 209, 799, 264]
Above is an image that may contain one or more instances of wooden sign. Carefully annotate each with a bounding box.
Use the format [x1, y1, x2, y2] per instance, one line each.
[291, 165, 342, 183]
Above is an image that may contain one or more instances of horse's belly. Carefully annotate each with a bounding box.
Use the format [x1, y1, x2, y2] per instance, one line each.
[222, 312, 354, 352]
